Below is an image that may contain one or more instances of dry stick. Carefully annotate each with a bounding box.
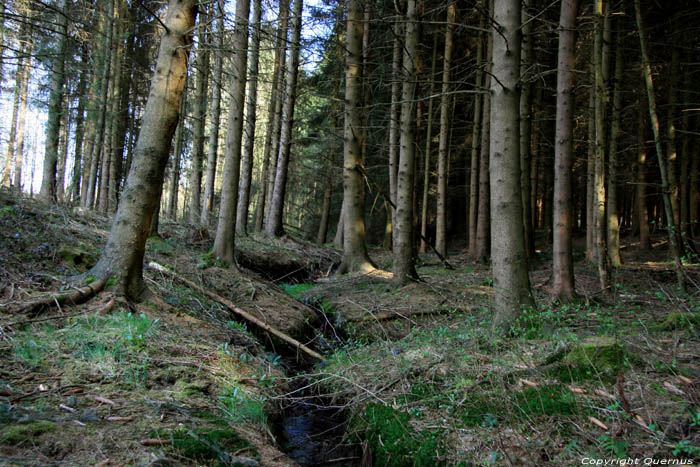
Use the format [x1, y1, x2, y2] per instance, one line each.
[7, 276, 109, 315]
[147, 262, 325, 361]
[353, 165, 454, 270]
[346, 306, 473, 323]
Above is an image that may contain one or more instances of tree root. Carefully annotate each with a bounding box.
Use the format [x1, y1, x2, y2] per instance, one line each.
[5, 276, 109, 316]
[147, 262, 325, 361]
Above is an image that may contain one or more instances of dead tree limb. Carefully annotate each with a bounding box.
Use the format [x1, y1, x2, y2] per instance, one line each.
[147, 262, 325, 361]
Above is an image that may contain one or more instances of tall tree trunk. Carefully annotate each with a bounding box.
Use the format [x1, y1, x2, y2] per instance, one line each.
[88, 0, 197, 299]
[435, 2, 455, 258]
[393, 0, 419, 285]
[213, 0, 251, 265]
[607, 28, 623, 266]
[339, 0, 374, 274]
[490, 0, 535, 332]
[519, 0, 535, 261]
[263, 2, 291, 231]
[265, 0, 304, 237]
[70, 50, 88, 204]
[585, 80, 596, 262]
[468, 2, 484, 255]
[85, 0, 114, 209]
[3, 40, 25, 187]
[40, 0, 69, 202]
[552, 0, 578, 302]
[593, 0, 609, 291]
[168, 88, 187, 220]
[236, 0, 262, 236]
[56, 93, 72, 202]
[419, 35, 438, 254]
[13, 30, 33, 191]
[634, 0, 685, 290]
[317, 165, 333, 244]
[388, 20, 403, 250]
[188, 13, 210, 224]
[636, 103, 651, 250]
[475, 1, 493, 263]
[665, 47, 681, 228]
[201, 0, 224, 227]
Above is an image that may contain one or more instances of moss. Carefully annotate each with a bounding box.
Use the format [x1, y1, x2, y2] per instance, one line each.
[510, 385, 579, 418]
[563, 337, 626, 371]
[653, 312, 700, 331]
[360, 404, 444, 466]
[153, 427, 254, 464]
[280, 283, 315, 300]
[58, 244, 96, 268]
[1, 421, 56, 445]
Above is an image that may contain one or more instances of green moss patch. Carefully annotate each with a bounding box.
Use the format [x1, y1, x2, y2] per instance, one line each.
[152, 427, 254, 464]
[58, 244, 96, 269]
[1, 421, 56, 445]
[359, 404, 444, 467]
[280, 283, 315, 300]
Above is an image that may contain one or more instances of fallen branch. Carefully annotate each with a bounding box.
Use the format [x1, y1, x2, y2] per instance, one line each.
[6, 277, 109, 315]
[147, 262, 325, 361]
[346, 306, 472, 323]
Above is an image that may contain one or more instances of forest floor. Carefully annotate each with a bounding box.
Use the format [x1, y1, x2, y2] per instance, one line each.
[0, 189, 699, 466]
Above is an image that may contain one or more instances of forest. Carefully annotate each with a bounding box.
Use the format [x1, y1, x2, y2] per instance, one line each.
[0, 0, 699, 465]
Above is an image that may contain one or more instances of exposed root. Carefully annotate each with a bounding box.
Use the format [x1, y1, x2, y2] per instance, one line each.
[5, 276, 109, 316]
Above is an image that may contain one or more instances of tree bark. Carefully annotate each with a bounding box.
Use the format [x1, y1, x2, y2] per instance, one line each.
[200, 1, 224, 226]
[490, 0, 535, 332]
[339, 0, 374, 274]
[634, 0, 685, 290]
[13, 29, 33, 191]
[168, 86, 187, 220]
[636, 102, 651, 250]
[213, 0, 251, 266]
[40, 0, 69, 202]
[519, 0, 535, 261]
[265, 0, 304, 237]
[420, 35, 438, 254]
[594, 0, 609, 291]
[607, 28, 623, 266]
[552, 0, 578, 302]
[188, 14, 210, 224]
[435, 2, 455, 258]
[393, 0, 420, 285]
[236, 0, 262, 236]
[468, 2, 484, 256]
[88, 0, 197, 300]
[388, 20, 403, 250]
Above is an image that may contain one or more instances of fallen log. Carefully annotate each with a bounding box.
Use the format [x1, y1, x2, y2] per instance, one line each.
[346, 306, 473, 323]
[147, 262, 325, 361]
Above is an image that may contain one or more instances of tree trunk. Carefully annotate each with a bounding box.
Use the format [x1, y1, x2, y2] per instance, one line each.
[13, 30, 33, 191]
[606, 28, 623, 266]
[594, 0, 609, 291]
[552, 0, 578, 302]
[3, 41, 24, 187]
[262, 1, 291, 231]
[490, 0, 535, 332]
[317, 167, 333, 244]
[40, 0, 69, 202]
[665, 47, 681, 228]
[339, 0, 374, 274]
[388, 20, 403, 250]
[475, 1, 493, 263]
[435, 2, 455, 258]
[88, 0, 197, 300]
[213, 0, 251, 266]
[70, 50, 88, 203]
[634, 0, 685, 290]
[56, 93, 72, 202]
[201, 1, 224, 226]
[236, 0, 262, 236]
[188, 14, 210, 224]
[519, 0, 535, 261]
[85, 0, 114, 210]
[636, 101, 651, 250]
[585, 80, 596, 262]
[168, 86, 187, 220]
[265, 0, 304, 237]
[419, 35, 438, 254]
[393, 0, 419, 285]
[468, 2, 484, 256]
